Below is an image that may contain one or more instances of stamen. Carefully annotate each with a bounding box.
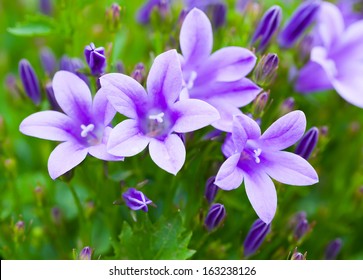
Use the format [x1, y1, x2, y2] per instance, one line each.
[187, 71, 197, 90]
[149, 112, 165, 123]
[80, 124, 95, 138]
[253, 148, 262, 164]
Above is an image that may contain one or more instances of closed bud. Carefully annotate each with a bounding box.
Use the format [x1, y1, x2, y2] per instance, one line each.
[325, 238, 342, 260]
[294, 216, 309, 240]
[251, 6, 282, 52]
[40, 47, 56, 77]
[115, 61, 125, 73]
[18, 59, 42, 105]
[253, 91, 269, 117]
[295, 127, 319, 160]
[15, 220, 25, 233]
[106, 3, 122, 31]
[204, 176, 219, 204]
[131, 63, 146, 84]
[51, 207, 62, 225]
[137, 0, 171, 24]
[278, 0, 321, 48]
[243, 219, 271, 257]
[204, 203, 226, 231]
[122, 188, 152, 212]
[45, 82, 61, 111]
[34, 186, 44, 205]
[5, 74, 20, 97]
[39, 0, 53, 15]
[280, 97, 295, 114]
[210, 3, 227, 29]
[84, 43, 106, 76]
[79, 246, 92, 260]
[254, 53, 279, 87]
[291, 248, 307, 260]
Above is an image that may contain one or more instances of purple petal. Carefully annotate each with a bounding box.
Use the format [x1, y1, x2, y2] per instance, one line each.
[206, 100, 243, 132]
[149, 134, 185, 175]
[100, 73, 147, 119]
[146, 49, 183, 106]
[107, 119, 150, 157]
[180, 8, 213, 67]
[92, 89, 116, 126]
[260, 110, 306, 151]
[221, 133, 235, 158]
[52, 71, 92, 122]
[172, 99, 220, 133]
[215, 154, 244, 190]
[244, 171, 277, 224]
[334, 20, 363, 61]
[48, 141, 88, 179]
[263, 151, 319, 185]
[20, 111, 74, 141]
[233, 113, 261, 139]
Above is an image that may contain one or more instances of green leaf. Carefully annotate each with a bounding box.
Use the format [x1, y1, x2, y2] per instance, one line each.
[115, 214, 196, 260]
[7, 16, 55, 37]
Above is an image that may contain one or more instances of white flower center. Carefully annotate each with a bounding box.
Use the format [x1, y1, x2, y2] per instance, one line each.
[186, 71, 198, 90]
[80, 124, 95, 138]
[253, 148, 262, 164]
[148, 112, 165, 123]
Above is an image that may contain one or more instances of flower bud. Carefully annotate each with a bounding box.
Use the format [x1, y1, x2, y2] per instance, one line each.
[122, 188, 152, 212]
[251, 5, 282, 52]
[291, 248, 307, 260]
[204, 176, 219, 204]
[278, 0, 321, 48]
[84, 43, 106, 76]
[40, 47, 56, 77]
[18, 59, 41, 105]
[294, 216, 309, 240]
[79, 246, 92, 260]
[204, 203, 226, 231]
[51, 207, 62, 225]
[253, 91, 269, 117]
[243, 219, 271, 257]
[106, 3, 121, 31]
[295, 127, 319, 160]
[325, 238, 342, 260]
[5, 74, 20, 98]
[254, 53, 279, 87]
[45, 82, 61, 111]
[137, 0, 170, 24]
[39, 0, 53, 15]
[211, 3, 227, 29]
[280, 97, 295, 114]
[115, 61, 125, 73]
[131, 63, 146, 84]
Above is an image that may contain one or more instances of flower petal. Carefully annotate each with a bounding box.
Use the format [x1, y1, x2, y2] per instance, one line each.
[233, 113, 261, 139]
[149, 134, 186, 175]
[334, 20, 363, 61]
[107, 119, 150, 157]
[92, 88, 116, 126]
[263, 151, 319, 185]
[295, 61, 332, 93]
[206, 100, 243, 132]
[221, 133, 235, 158]
[172, 99, 220, 133]
[99, 73, 147, 119]
[180, 8, 213, 67]
[260, 110, 306, 151]
[19, 111, 74, 141]
[52, 71, 92, 122]
[244, 171, 277, 224]
[215, 154, 244, 190]
[48, 141, 88, 179]
[146, 49, 183, 106]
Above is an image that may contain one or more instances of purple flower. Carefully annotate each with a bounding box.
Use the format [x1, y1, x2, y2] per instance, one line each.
[254, 53, 279, 87]
[293, 213, 309, 240]
[137, 0, 170, 24]
[337, 0, 363, 26]
[60, 55, 89, 86]
[100, 50, 219, 175]
[215, 111, 319, 223]
[204, 203, 226, 231]
[40, 47, 57, 77]
[243, 218, 271, 257]
[295, 2, 363, 108]
[79, 246, 92, 260]
[19, 71, 122, 179]
[84, 43, 106, 76]
[291, 248, 306, 260]
[325, 238, 343, 260]
[18, 59, 41, 105]
[278, 0, 321, 48]
[295, 126, 319, 160]
[122, 188, 152, 212]
[251, 5, 282, 52]
[204, 176, 219, 203]
[179, 8, 260, 132]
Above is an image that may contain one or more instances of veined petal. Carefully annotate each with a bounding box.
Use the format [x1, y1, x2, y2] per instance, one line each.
[215, 153, 244, 190]
[263, 151, 319, 185]
[147, 50, 183, 106]
[244, 170, 277, 224]
[221, 133, 235, 158]
[100, 73, 147, 119]
[149, 134, 186, 175]
[233, 114, 261, 140]
[172, 99, 220, 133]
[20, 111, 74, 141]
[48, 141, 88, 179]
[52, 71, 92, 122]
[180, 8, 213, 66]
[107, 119, 150, 157]
[260, 110, 306, 151]
[206, 100, 243, 132]
[92, 88, 116, 126]
[231, 115, 248, 153]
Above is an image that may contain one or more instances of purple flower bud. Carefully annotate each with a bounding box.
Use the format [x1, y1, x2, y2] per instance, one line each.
[294, 217, 309, 240]
[45, 82, 61, 111]
[137, 0, 170, 24]
[84, 43, 106, 76]
[15, 221, 25, 232]
[278, 0, 321, 48]
[325, 238, 343, 260]
[243, 219, 271, 257]
[254, 53, 279, 86]
[131, 63, 146, 84]
[253, 91, 269, 117]
[280, 97, 295, 114]
[18, 59, 41, 105]
[106, 3, 121, 31]
[39, 0, 53, 15]
[122, 188, 152, 212]
[40, 47, 56, 76]
[291, 249, 307, 260]
[204, 176, 219, 204]
[51, 207, 62, 225]
[79, 246, 92, 260]
[211, 3, 227, 29]
[204, 203, 226, 231]
[295, 127, 319, 160]
[251, 6, 282, 52]
[5, 74, 20, 97]
[115, 61, 125, 73]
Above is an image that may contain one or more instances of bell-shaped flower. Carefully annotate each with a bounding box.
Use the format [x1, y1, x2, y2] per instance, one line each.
[179, 8, 261, 131]
[100, 50, 220, 175]
[215, 111, 319, 223]
[19, 71, 122, 179]
[122, 188, 152, 212]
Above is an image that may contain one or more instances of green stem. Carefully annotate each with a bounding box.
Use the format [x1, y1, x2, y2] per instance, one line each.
[68, 183, 86, 223]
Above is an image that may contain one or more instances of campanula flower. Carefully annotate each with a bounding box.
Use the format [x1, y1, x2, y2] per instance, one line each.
[179, 8, 260, 132]
[295, 2, 363, 108]
[122, 188, 152, 212]
[215, 111, 319, 223]
[18, 59, 41, 105]
[20, 71, 122, 179]
[243, 219, 271, 257]
[84, 43, 106, 76]
[204, 203, 226, 231]
[100, 50, 219, 175]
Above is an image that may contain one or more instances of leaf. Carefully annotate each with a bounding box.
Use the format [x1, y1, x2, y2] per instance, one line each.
[114, 214, 196, 260]
[7, 16, 55, 37]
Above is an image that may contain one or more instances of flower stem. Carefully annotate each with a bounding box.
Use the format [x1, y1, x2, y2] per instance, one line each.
[68, 183, 86, 223]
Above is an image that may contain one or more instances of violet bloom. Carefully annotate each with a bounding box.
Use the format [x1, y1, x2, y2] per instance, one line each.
[204, 203, 226, 231]
[122, 188, 152, 212]
[243, 219, 271, 257]
[204, 176, 219, 203]
[215, 111, 319, 223]
[19, 71, 122, 179]
[295, 126, 319, 160]
[84, 43, 106, 76]
[19, 59, 41, 105]
[101, 50, 219, 175]
[295, 2, 363, 108]
[179, 8, 260, 132]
